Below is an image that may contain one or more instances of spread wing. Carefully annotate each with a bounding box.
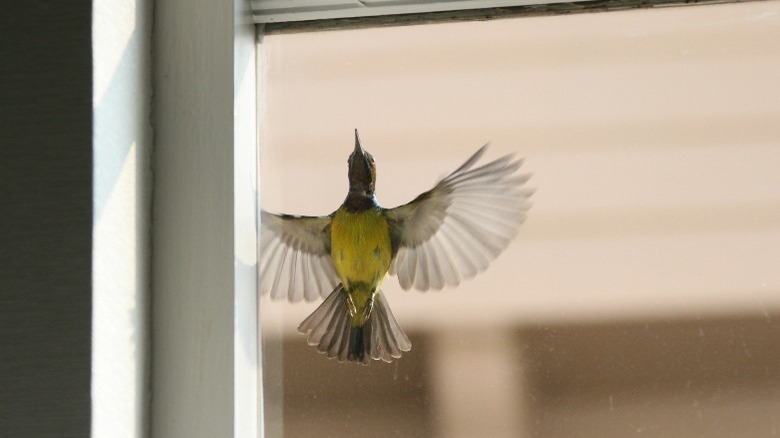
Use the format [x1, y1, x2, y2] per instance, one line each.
[385, 144, 533, 291]
[259, 210, 339, 302]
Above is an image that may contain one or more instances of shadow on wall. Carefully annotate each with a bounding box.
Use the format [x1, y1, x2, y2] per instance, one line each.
[271, 314, 780, 438]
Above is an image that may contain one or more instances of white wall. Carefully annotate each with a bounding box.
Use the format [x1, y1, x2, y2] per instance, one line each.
[92, 0, 153, 436]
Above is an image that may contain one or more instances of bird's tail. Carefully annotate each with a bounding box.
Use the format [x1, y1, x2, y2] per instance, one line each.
[298, 284, 411, 365]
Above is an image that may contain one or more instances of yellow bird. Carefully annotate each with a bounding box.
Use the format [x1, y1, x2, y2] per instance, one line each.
[260, 130, 532, 364]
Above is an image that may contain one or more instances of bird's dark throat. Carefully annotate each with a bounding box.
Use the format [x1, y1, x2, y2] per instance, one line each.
[343, 191, 377, 212]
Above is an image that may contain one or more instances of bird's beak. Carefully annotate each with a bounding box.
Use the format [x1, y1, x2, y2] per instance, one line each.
[348, 129, 374, 192]
[354, 129, 365, 155]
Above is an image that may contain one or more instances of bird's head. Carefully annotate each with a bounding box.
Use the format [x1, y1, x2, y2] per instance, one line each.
[348, 129, 376, 197]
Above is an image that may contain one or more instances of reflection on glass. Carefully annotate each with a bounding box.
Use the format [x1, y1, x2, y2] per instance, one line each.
[259, 1, 780, 436]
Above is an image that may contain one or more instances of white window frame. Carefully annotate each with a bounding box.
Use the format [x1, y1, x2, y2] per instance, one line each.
[151, 0, 259, 437]
[251, 0, 575, 23]
[250, 0, 735, 25]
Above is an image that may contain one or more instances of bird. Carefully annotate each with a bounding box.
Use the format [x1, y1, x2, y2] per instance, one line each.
[259, 130, 533, 365]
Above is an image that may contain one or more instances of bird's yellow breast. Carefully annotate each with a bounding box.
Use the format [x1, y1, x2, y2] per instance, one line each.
[331, 207, 392, 291]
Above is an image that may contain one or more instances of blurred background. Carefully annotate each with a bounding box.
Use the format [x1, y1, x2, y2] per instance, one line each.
[258, 1, 780, 436]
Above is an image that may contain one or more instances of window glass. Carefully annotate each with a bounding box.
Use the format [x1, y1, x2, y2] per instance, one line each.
[259, 2, 780, 436]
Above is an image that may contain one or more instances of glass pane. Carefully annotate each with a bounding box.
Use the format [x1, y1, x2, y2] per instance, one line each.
[258, 2, 780, 436]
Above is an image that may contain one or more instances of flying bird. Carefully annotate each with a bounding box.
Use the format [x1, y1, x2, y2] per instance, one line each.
[260, 130, 533, 365]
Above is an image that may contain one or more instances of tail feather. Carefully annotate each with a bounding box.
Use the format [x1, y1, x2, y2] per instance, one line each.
[371, 292, 412, 362]
[298, 285, 411, 365]
[322, 303, 349, 359]
[348, 325, 368, 364]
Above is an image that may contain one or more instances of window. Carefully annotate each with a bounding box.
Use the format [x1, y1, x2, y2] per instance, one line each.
[257, 1, 780, 436]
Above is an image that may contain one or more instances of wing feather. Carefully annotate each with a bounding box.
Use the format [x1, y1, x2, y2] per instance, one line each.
[259, 210, 339, 301]
[386, 144, 532, 292]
